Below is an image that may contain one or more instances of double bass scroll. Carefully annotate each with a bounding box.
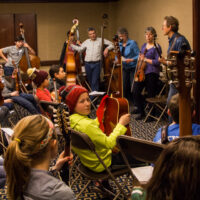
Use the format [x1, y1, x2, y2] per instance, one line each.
[18, 22, 40, 73]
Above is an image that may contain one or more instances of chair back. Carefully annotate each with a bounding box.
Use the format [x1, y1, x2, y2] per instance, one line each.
[117, 135, 165, 164]
[70, 129, 96, 152]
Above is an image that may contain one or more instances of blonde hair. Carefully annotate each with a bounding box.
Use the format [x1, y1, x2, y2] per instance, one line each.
[4, 115, 52, 200]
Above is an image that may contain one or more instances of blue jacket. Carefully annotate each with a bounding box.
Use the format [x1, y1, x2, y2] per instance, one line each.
[154, 123, 200, 143]
[167, 32, 191, 56]
[119, 39, 139, 69]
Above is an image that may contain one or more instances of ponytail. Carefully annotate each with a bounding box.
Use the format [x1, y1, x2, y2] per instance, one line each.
[4, 115, 50, 199]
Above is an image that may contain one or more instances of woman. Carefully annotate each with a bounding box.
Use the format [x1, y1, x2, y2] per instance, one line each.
[4, 115, 75, 200]
[117, 27, 140, 102]
[131, 136, 200, 200]
[132, 27, 162, 120]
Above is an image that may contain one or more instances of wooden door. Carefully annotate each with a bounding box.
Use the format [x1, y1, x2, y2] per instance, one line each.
[0, 14, 14, 48]
[0, 13, 37, 54]
[14, 13, 38, 54]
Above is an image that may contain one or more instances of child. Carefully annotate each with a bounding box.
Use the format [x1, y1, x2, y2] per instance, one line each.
[59, 84, 130, 173]
[28, 68, 52, 102]
[154, 94, 200, 143]
[0, 66, 40, 114]
[48, 64, 66, 93]
[132, 136, 200, 200]
[4, 115, 75, 200]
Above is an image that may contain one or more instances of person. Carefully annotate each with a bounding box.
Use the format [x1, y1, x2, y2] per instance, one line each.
[117, 27, 140, 102]
[27, 68, 52, 102]
[159, 16, 191, 104]
[70, 27, 114, 92]
[131, 136, 200, 200]
[48, 64, 66, 94]
[153, 93, 200, 143]
[59, 85, 132, 171]
[132, 27, 162, 120]
[0, 67, 40, 114]
[0, 35, 35, 76]
[60, 31, 81, 71]
[4, 115, 75, 200]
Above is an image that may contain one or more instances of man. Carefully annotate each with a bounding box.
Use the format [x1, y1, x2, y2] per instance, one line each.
[59, 31, 81, 71]
[70, 27, 114, 92]
[159, 16, 191, 104]
[0, 35, 35, 76]
[154, 94, 200, 144]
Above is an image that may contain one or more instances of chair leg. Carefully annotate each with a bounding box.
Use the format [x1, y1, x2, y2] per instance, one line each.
[154, 105, 168, 128]
[144, 105, 154, 122]
[69, 155, 79, 187]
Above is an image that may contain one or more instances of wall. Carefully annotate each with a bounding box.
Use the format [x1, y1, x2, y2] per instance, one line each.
[115, 0, 193, 57]
[0, 2, 117, 61]
[0, 0, 193, 61]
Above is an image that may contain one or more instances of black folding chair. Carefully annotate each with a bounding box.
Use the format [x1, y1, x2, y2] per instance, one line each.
[70, 129, 130, 200]
[117, 135, 165, 185]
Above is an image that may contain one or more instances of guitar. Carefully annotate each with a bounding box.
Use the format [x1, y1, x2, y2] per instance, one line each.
[98, 34, 131, 152]
[167, 50, 195, 136]
[52, 103, 71, 184]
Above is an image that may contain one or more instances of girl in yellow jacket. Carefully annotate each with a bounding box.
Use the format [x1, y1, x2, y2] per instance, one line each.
[59, 85, 130, 173]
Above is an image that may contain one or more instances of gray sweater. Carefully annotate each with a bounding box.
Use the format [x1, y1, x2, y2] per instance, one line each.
[23, 169, 75, 200]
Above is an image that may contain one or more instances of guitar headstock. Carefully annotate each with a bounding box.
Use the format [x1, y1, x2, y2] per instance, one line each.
[53, 103, 71, 142]
[167, 50, 196, 91]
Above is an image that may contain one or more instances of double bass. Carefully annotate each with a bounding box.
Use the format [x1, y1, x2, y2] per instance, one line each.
[18, 23, 40, 73]
[65, 19, 79, 86]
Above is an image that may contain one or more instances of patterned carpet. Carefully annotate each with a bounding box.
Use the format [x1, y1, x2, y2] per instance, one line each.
[0, 104, 168, 200]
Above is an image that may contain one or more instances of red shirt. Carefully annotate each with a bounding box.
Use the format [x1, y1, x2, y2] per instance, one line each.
[36, 88, 52, 102]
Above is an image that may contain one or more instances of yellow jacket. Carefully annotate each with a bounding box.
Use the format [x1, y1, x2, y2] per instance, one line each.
[70, 113, 127, 172]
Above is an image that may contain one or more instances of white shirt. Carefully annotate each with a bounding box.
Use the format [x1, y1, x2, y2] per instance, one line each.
[71, 37, 114, 62]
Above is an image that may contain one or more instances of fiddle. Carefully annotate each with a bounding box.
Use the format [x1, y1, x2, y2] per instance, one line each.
[134, 48, 148, 82]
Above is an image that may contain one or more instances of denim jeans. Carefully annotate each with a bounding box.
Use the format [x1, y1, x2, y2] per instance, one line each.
[85, 61, 101, 91]
[4, 66, 14, 76]
[11, 93, 40, 114]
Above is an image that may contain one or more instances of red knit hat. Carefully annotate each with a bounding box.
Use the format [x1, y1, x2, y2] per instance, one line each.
[59, 85, 88, 113]
[27, 69, 48, 87]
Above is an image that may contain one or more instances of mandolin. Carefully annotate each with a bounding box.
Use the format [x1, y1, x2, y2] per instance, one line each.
[53, 103, 71, 184]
